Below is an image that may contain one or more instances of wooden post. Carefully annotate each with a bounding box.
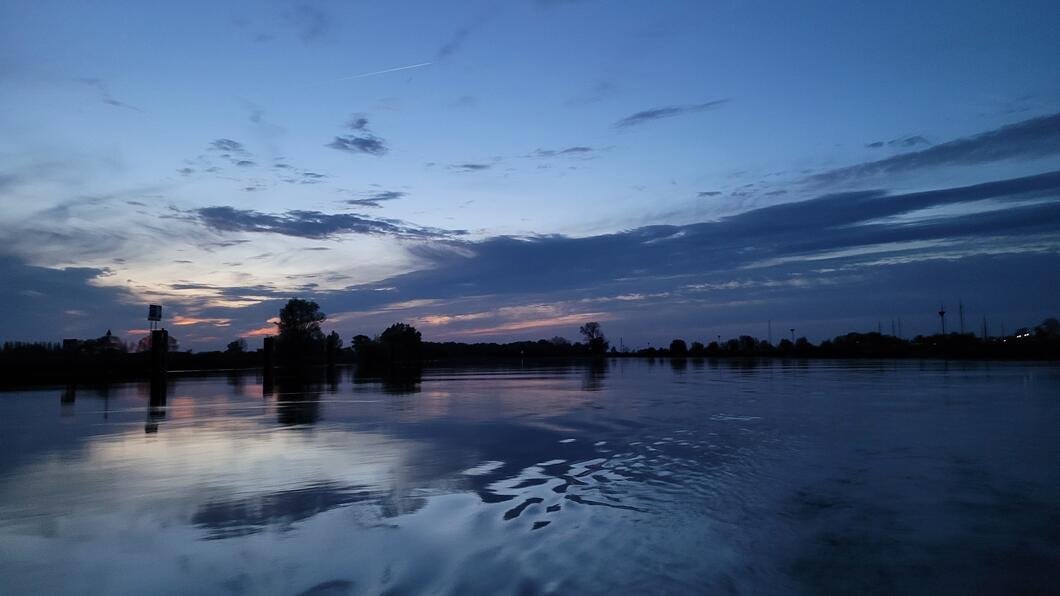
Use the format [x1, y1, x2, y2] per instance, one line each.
[150, 329, 168, 405]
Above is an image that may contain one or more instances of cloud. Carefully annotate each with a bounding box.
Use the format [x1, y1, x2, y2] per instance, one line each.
[301, 170, 1060, 341]
[529, 146, 595, 158]
[866, 135, 931, 149]
[614, 99, 729, 128]
[79, 78, 141, 112]
[327, 116, 388, 156]
[698, 191, 722, 197]
[345, 191, 407, 208]
[811, 112, 1060, 186]
[448, 163, 491, 172]
[171, 314, 231, 327]
[327, 135, 387, 156]
[6, 170, 1060, 347]
[189, 206, 460, 240]
[210, 139, 247, 153]
[437, 13, 493, 58]
[0, 256, 139, 342]
[271, 163, 328, 185]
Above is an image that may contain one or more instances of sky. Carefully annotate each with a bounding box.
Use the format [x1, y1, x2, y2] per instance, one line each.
[2, 0, 1059, 350]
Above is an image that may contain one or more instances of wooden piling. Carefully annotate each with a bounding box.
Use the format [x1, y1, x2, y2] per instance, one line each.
[150, 329, 168, 404]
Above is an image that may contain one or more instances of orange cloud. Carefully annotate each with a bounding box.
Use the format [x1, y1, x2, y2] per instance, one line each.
[172, 315, 231, 327]
[415, 312, 490, 326]
[241, 326, 276, 338]
[239, 317, 280, 338]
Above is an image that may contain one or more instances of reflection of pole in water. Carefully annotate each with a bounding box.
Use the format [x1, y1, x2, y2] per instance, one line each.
[146, 376, 167, 434]
[61, 385, 76, 417]
[326, 365, 339, 393]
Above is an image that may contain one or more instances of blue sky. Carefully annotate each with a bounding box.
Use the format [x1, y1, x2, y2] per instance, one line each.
[2, 0, 1059, 349]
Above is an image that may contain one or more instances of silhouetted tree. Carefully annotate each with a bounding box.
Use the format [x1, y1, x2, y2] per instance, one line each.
[689, 341, 705, 356]
[352, 334, 372, 353]
[579, 321, 609, 355]
[225, 338, 247, 353]
[669, 339, 688, 356]
[136, 332, 178, 353]
[379, 323, 422, 363]
[325, 331, 343, 351]
[324, 331, 343, 364]
[1036, 317, 1060, 339]
[276, 298, 326, 365]
[550, 336, 571, 346]
[350, 334, 383, 363]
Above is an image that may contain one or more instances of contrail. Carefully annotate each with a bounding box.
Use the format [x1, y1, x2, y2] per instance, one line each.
[337, 62, 432, 81]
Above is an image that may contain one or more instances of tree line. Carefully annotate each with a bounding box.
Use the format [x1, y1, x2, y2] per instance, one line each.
[1, 298, 1057, 385]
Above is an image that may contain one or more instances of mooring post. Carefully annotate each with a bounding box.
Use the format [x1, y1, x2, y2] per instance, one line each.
[150, 329, 168, 405]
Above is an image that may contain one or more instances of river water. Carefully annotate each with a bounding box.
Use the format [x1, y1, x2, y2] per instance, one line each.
[1, 359, 1058, 595]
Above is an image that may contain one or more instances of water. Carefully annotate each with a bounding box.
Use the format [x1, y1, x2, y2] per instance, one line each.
[1, 359, 1058, 595]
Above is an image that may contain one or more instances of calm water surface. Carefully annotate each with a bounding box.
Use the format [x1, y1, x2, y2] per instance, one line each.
[1, 360, 1058, 595]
